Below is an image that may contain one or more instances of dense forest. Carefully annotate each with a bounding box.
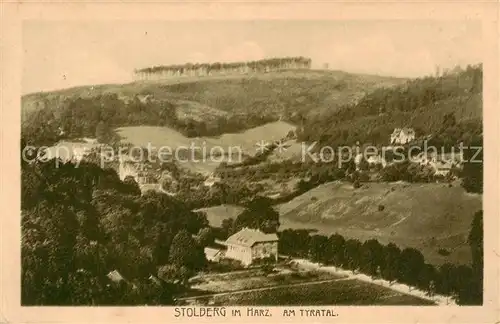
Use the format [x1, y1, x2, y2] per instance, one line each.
[21, 157, 211, 305]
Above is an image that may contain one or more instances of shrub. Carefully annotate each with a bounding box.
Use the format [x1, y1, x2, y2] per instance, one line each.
[378, 204, 385, 211]
[261, 264, 275, 275]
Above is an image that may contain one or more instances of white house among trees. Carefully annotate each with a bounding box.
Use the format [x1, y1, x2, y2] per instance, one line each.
[218, 228, 279, 266]
[390, 128, 416, 145]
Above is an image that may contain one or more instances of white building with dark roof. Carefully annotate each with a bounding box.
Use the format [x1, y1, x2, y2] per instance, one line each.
[390, 128, 416, 145]
[219, 228, 279, 266]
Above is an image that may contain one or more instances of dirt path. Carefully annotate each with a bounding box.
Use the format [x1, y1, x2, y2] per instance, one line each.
[291, 259, 457, 306]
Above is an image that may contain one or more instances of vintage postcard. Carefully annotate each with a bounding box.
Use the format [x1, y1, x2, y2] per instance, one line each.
[1, 1, 499, 323]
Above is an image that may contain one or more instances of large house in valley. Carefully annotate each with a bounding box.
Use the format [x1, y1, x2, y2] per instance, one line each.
[413, 151, 463, 177]
[212, 228, 279, 266]
[390, 128, 416, 145]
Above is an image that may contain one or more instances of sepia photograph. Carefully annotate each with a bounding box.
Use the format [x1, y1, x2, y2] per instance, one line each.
[19, 18, 485, 307]
[1, 2, 498, 323]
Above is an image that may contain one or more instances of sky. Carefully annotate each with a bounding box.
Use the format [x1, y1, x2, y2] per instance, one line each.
[22, 20, 482, 94]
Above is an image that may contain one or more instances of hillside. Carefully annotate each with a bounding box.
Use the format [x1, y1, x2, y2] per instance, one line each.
[150, 70, 406, 119]
[277, 181, 481, 266]
[299, 64, 483, 147]
[199, 181, 482, 266]
[21, 70, 406, 144]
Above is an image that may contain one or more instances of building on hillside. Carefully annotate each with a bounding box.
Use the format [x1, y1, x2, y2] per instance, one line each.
[216, 228, 279, 266]
[431, 160, 454, 177]
[118, 160, 149, 184]
[203, 173, 221, 188]
[390, 128, 416, 145]
[413, 152, 463, 167]
[107, 270, 125, 283]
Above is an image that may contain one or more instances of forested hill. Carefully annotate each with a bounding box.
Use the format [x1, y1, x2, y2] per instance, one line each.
[299, 64, 483, 148]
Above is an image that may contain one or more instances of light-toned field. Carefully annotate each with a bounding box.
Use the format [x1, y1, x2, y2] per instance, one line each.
[115, 121, 296, 174]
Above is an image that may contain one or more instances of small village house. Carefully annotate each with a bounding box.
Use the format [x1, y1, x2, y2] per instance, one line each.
[390, 128, 416, 145]
[413, 151, 462, 177]
[213, 228, 279, 266]
[432, 160, 454, 177]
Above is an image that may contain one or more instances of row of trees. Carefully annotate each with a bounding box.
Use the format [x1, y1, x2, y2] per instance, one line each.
[279, 210, 483, 305]
[135, 56, 312, 76]
[21, 157, 211, 305]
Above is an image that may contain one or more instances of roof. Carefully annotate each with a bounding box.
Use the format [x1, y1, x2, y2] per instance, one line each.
[225, 227, 278, 247]
[107, 270, 125, 283]
[434, 161, 453, 170]
[204, 247, 224, 259]
[391, 128, 415, 135]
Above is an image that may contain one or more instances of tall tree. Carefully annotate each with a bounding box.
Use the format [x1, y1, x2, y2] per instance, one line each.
[168, 230, 206, 271]
[461, 139, 483, 193]
[234, 196, 280, 233]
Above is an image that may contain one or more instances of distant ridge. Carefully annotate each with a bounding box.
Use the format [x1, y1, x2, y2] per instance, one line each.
[134, 56, 312, 80]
